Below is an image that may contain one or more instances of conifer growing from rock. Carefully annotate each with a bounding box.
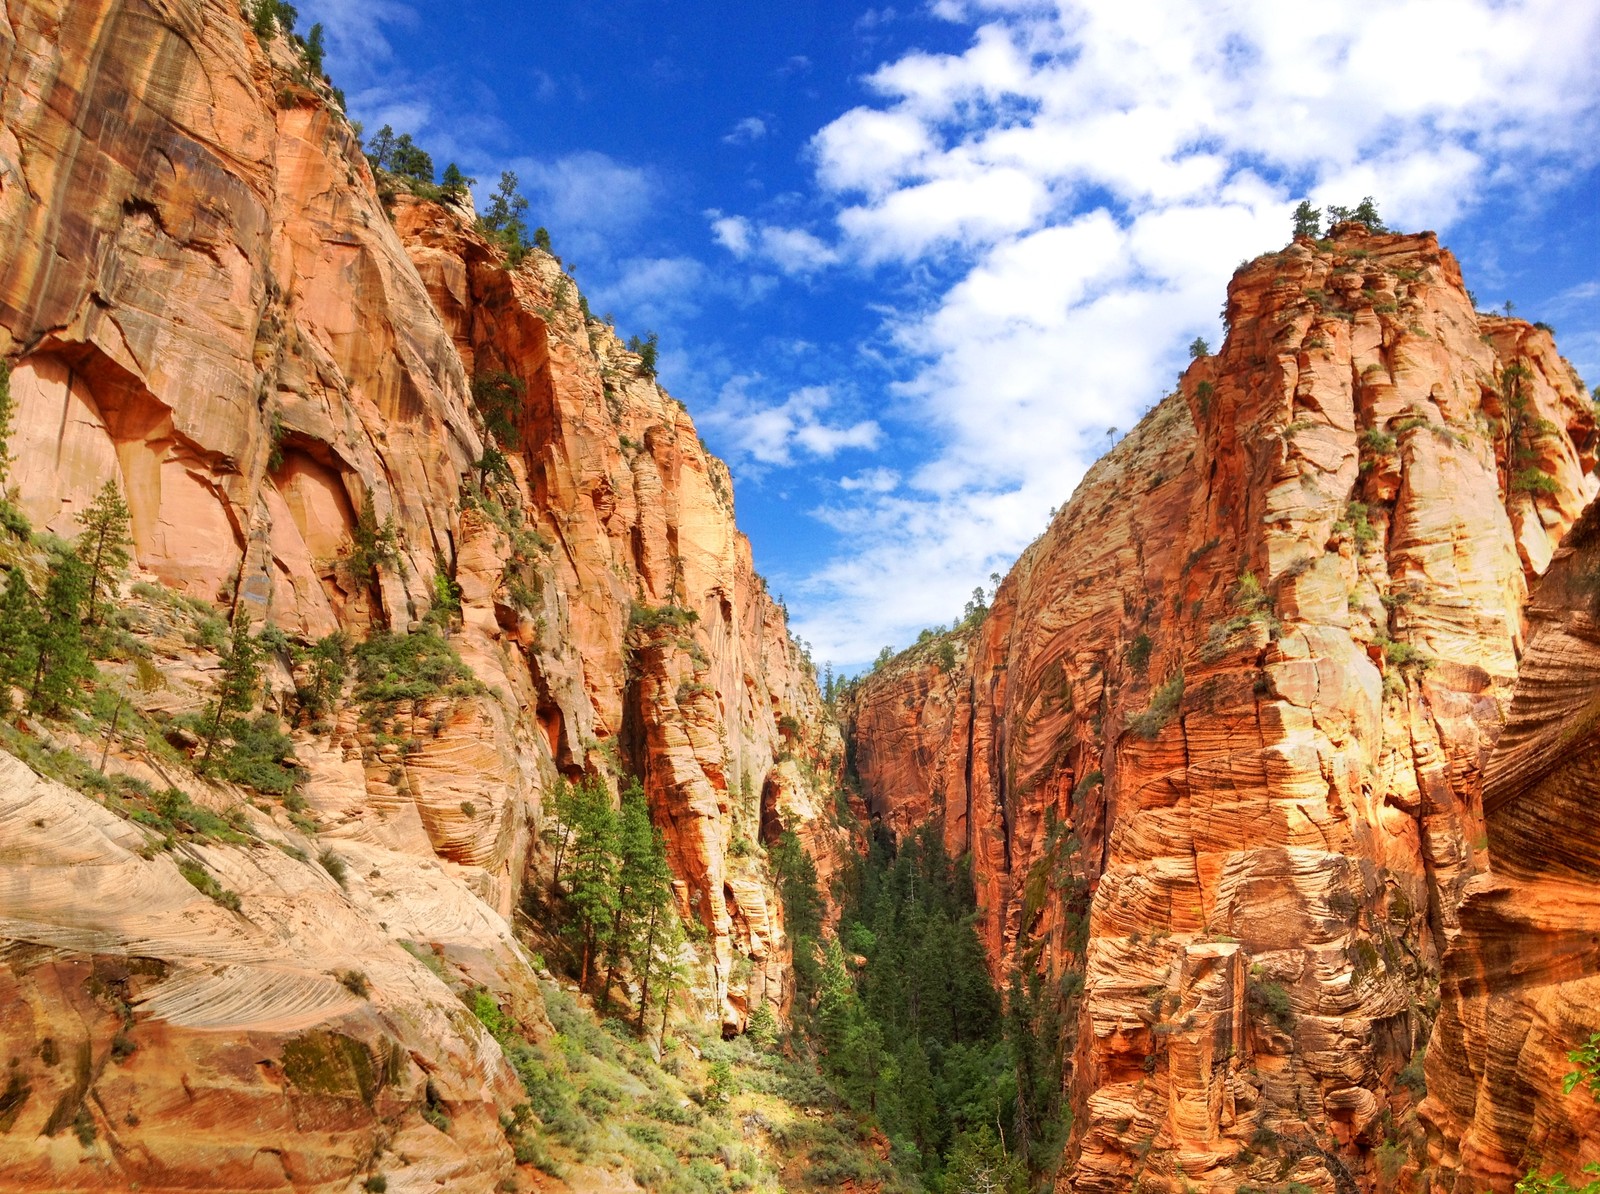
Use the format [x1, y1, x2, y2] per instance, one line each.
[200, 613, 261, 772]
[602, 780, 676, 1012]
[440, 163, 472, 200]
[0, 566, 40, 711]
[29, 549, 92, 715]
[76, 478, 132, 625]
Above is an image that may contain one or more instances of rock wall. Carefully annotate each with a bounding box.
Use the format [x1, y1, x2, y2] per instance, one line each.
[1421, 499, 1600, 1191]
[842, 225, 1598, 1192]
[0, 0, 841, 1187]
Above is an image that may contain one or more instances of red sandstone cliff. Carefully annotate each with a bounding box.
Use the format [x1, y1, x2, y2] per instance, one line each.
[0, 1, 842, 1188]
[843, 225, 1598, 1193]
[1420, 499, 1600, 1191]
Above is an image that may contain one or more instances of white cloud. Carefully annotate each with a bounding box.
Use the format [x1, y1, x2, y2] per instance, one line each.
[510, 151, 657, 258]
[723, 117, 768, 145]
[839, 468, 901, 493]
[705, 213, 839, 276]
[761, 0, 1600, 666]
[699, 382, 880, 468]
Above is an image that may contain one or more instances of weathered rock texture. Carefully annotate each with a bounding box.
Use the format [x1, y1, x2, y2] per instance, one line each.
[0, 0, 839, 1187]
[1421, 499, 1600, 1191]
[842, 225, 1598, 1192]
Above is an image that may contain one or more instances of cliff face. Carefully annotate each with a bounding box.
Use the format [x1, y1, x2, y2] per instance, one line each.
[1420, 500, 1600, 1191]
[843, 226, 1598, 1192]
[0, 1, 839, 1188]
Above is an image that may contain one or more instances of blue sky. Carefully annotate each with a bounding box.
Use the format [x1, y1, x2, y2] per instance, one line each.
[303, 0, 1600, 671]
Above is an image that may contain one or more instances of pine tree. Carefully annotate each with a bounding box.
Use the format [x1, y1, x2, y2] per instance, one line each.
[0, 362, 26, 541]
[303, 22, 325, 76]
[1292, 200, 1322, 239]
[0, 361, 13, 497]
[602, 780, 675, 1011]
[389, 134, 434, 185]
[0, 566, 40, 711]
[564, 781, 620, 987]
[29, 551, 92, 715]
[479, 173, 532, 264]
[1352, 195, 1387, 233]
[76, 479, 133, 625]
[625, 332, 660, 378]
[440, 163, 473, 200]
[200, 613, 261, 771]
[365, 124, 396, 173]
[471, 371, 525, 450]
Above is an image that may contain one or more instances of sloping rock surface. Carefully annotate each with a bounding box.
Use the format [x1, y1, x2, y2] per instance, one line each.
[0, 0, 840, 1187]
[843, 225, 1598, 1192]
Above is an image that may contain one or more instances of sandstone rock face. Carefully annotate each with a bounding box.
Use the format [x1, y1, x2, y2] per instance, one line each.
[843, 226, 1598, 1192]
[0, 0, 837, 1186]
[1421, 499, 1600, 1192]
[0, 753, 534, 1192]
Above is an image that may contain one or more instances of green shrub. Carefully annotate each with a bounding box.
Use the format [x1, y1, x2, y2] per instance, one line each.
[353, 629, 479, 706]
[1516, 1166, 1600, 1194]
[319, 849, 347, 888]
[630, 601, 699, 633]
[1397, 1046, 1427, 1097]
[1248, 977, 1294, 1030]
[177, 860, 242, 912]
[1127, 670, 1183, 739]
[1514, 467, 1561, 496]
[215, 712, 301, 794]
[1565, 1031, 1600, 1101]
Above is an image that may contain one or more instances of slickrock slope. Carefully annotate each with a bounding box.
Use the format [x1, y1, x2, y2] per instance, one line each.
[843, 225, 1598, 1192]
[0, 752, 535, 1192]
[1421, 499, 1600, 1191]
[0, 0, 841, 1187]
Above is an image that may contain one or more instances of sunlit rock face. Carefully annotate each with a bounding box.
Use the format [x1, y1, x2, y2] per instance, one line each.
[1421, 499, 1600, 1192]
[843, 225, 1598, 1193]
[0, 0, 840, 1186]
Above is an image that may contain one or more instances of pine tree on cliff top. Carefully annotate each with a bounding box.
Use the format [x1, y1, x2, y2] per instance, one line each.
[479, 172, 532, 265]
[1292, 199, 1321, 239]
[440, 163, 473, 201]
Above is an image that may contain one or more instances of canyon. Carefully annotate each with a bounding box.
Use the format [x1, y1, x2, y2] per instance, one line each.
[842, 225, 1600, 1192]
[0, 2, 1595, 1193]
[0, 1, 843, 1188]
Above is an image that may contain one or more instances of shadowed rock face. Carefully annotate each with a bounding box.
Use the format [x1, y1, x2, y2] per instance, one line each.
[0, 0, 841, 1187]
[842, 225, 1598, 1192]
[1421, 500, 1600, 1192]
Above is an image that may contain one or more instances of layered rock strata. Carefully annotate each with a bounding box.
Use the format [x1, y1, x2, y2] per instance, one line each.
[0, 0, 840, 1187]
[843, 225, 1597, 1192]
[1421, 499, 1600, 1191]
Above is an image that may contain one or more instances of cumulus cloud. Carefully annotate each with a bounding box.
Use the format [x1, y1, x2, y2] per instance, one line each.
[765, 0, 1600, 666]
[839, 468, 901, 493]
[509, 151, 657, 258]
[706, 212, 840, 275]
[699, 381, 880, 469]
[723, 117, 768, 145]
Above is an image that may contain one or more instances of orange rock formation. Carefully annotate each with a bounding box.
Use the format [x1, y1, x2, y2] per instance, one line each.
[0, 0, 840, 1187]
[1422, 500, 1600, 1191]
[843, 224, 1598, 1192]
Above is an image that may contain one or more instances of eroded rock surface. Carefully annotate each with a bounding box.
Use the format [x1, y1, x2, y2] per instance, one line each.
[0, 0, 838, 1186]
[1421, 500, 1600, 1191]
[843, 225, 1598, 1192]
